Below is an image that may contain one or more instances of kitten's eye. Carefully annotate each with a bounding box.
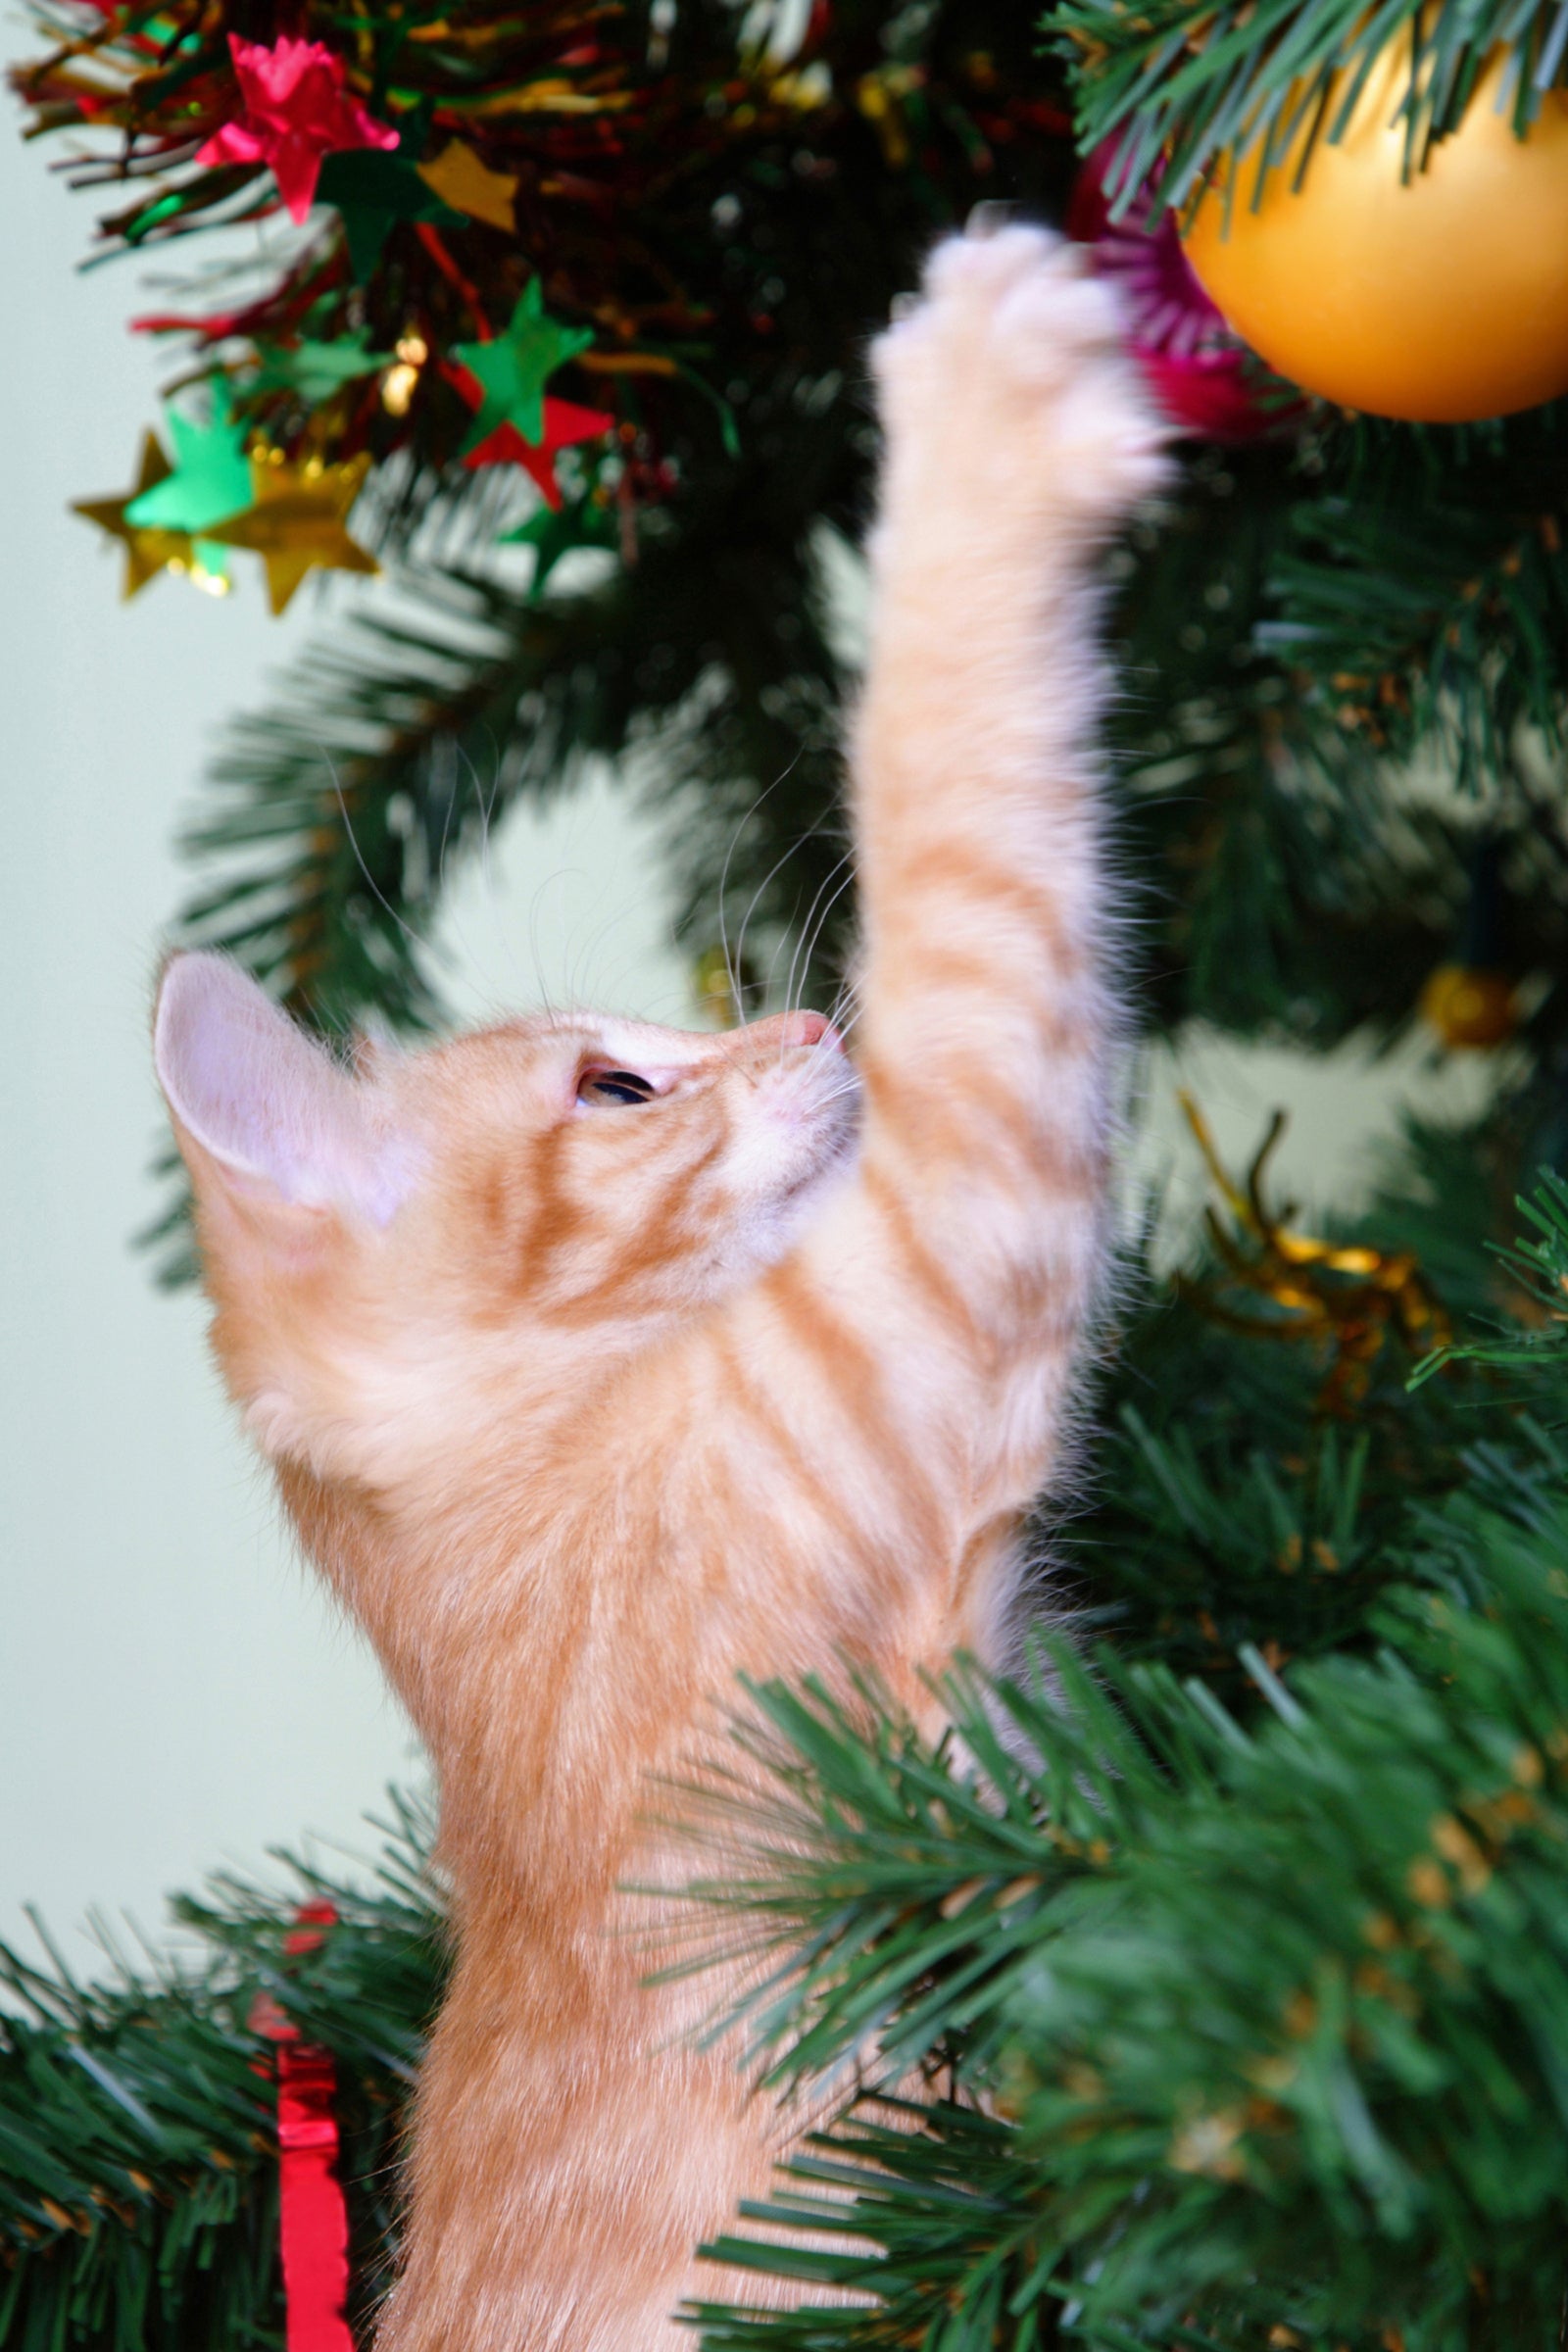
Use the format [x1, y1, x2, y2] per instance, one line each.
[578, 1069, 658, 1107]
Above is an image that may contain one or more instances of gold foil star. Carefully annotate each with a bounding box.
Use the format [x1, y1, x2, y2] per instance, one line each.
[416, 139, 518, 232]
[207, 450, 380, 615]
[73, 431, 220, 600]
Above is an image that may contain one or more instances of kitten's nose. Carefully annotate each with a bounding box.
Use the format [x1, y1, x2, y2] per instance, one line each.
[784, 1009, 839, 1050]
[744, 1009, 843, 1053]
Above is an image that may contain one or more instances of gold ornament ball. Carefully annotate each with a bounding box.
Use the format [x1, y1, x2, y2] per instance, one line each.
[1181, 34, 1568, 421]
[1420, 963, 1517, 1050]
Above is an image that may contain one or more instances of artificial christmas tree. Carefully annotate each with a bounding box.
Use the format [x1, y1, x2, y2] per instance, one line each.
[10, 1, 1568, 2346]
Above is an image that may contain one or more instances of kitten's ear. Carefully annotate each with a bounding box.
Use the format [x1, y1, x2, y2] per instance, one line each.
[155, 953, 407, 1226]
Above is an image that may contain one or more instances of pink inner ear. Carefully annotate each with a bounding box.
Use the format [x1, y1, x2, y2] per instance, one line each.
[155, 954, 406, 1225]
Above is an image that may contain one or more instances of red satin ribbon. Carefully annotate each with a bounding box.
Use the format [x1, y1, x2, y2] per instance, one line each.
[252, 1902, 356, 2352]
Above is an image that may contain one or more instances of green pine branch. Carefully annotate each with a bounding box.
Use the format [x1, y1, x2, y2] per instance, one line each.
[1045, 0, 1568, 218]
[1109, 415, 1568, 1063]
[665, 1189, 1568, 2349]
[0, 1795, 445, 2352]
[682, 1454, 1568, 2350]
[1108, 441, 1464, 1046]
[662, 1654, 1147, 2095]
[1263, 411, 1568, 788]
[689, 2099, 1047, 2350]
[1056, 1110, 1536, 1693]
[1413, 1169, 1568, 1386]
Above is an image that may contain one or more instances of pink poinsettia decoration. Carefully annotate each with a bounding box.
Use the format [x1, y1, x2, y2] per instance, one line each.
[1068, 141, 1300, 444]
[197, 34, 398, 224]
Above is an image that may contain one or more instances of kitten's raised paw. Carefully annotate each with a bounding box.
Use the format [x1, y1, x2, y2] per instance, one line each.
[872, 220, 1169, 531]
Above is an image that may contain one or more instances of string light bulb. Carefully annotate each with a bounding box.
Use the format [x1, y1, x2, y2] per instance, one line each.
[382, 333, 429, 417]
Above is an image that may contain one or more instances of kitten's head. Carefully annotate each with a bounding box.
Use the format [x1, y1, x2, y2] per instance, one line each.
[155, 954, 857, 1486]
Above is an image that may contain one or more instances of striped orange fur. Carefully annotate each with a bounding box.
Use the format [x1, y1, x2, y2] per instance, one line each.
[154, 224, 1165, 2351]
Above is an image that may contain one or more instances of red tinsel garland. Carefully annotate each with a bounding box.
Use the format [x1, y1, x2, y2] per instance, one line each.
[251, 1902, 356, 2352]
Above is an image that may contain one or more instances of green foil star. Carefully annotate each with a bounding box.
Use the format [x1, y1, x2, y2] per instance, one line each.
[452, 281, 593, 454]
[498, 497, 617, 598]
[254, 329, 395, 405]
[125, 386, 253, 535]
[317, 151, 461, 284]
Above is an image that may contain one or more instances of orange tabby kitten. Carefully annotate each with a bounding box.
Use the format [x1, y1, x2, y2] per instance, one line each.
[155, 224, 1163, 2351]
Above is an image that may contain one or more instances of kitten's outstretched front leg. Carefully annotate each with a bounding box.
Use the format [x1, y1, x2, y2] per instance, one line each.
[781, 225, 1167, 1588]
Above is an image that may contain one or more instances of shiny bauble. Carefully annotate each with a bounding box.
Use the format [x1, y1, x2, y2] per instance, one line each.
[1419, 962, 1518, 1049]
[1181, 32, 1568, 420]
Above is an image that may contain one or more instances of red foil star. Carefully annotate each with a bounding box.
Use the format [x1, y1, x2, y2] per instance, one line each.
[447, 365, 614, 508]
[198, 34, 398, 224]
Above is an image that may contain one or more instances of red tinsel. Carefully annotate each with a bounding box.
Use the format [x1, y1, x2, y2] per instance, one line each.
[251, 1902, 355, 2352]
[197, 35, 397, 223]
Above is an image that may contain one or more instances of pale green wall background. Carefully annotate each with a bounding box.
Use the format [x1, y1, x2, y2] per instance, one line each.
[0, 27, 1500, 1966]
